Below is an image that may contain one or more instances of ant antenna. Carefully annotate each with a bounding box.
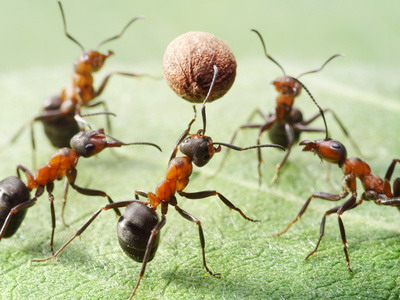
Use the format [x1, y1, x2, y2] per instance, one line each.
[80, 112, 117, 118]
[291, 77, 329, 139]
[201, 65, 218, 135]
[297, 54, 344, 78]
[105, 134, 162, 152]
[251, 29, 286, 76]
[212, 142, 285, 152]
[58, 1, 85, 52]
[96, 16, 144, 49]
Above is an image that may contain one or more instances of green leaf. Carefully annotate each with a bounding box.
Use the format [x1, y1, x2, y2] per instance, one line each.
[1, 1, 400, 299]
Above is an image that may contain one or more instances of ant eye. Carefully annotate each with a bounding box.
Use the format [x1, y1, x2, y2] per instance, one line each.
[183, 137, 191, 143]
[91, 57, 99, 67]
[282, 85, 293, 94]
[85, 144, 95, 151]
[331, 143, 341, 149]
[203, 154, 211, 162]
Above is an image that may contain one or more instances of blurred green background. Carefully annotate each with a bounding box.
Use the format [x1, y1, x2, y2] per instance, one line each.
[1, 0, 399, 299]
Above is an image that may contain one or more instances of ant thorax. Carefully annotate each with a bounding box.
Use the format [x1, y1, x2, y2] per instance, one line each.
[272, 77, 302, 119]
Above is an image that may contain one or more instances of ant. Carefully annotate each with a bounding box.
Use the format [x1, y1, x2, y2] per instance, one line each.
[31, 65, 284, 299]
[216, 29, 360, 185]
[274, 83, 400, 272]
[0, 128, 161, 254]
[11, 1, 153, 165]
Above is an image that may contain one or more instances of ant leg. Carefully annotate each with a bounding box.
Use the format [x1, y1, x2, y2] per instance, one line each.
[33, 109, 72, 121]
[384, 159, 400, 181]
[30, 121, 37, 169]
[0, 199, 37, 242]
[305, 205, 339, 261]
[95, 71, 159, 98]
[246, 108, 269, 122]
[31, 200, 137, 263]
[134, 190, 158, 209]
[274, 191, 349, 237]
[135, 190, 148, 199]
[306, 196, 359, 272]
[134, 190, 151, 200]
[16, 164, 35, 187]
[256, 118, 276, 186]
[178, 190, 260, 222]
[375, 192, 400, 207]
[381, 159, 400, 196]
[7, 118, 37, 169]
[8, 119, 37, 168]
[10, 119, 33, 145]
[61, 179, 69, 227]
[375, 198, 400, 207]
[174, 204, 220, 277]
[292, 124, 324, 133]
[394, 178, 400, 197]
[86, 100, 113, 134]
[130, 214, 166, 299]
[336, 196, 359, 273]
[67, 167, 121, 216]
[270, 124, 295, 185]
[46, 182, 56, 254]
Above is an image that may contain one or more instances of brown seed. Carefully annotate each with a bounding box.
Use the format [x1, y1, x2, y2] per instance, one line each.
[163, 31, 237, 103]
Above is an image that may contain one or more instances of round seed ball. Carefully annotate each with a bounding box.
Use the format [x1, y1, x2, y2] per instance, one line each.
[163, 31, 237, 103]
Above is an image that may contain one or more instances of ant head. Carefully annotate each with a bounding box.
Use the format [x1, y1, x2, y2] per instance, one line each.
[179, 130, 221, 167]
[70, 129, 108, 157]
[58, 1, 142, 73]
[300, 139, 347, 165]
[74, 50, 114, 74]
[272, 77, 301, 97]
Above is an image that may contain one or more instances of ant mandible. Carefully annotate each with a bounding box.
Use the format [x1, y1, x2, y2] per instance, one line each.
[31, 65, 284, 299]
[0, 128, 161, 254]
[274, 85, 400, 272]
[216, 29, 360, 185]
[11, 2, 153, 164]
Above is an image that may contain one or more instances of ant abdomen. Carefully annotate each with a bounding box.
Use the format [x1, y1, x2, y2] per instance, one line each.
[117, 202, 160, 262]
[0, 177, 30, 238]
[42, 95, 80, 148]
[268, 108, 303, 148]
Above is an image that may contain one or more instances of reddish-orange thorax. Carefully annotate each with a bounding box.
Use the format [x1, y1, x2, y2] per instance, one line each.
[152, 157, 193, 208]
[272, 77, 301, 119]
[28, 148, 79, 190]
[59, 50, 114, 107]
[71, 73, 95, 103]
[341, 157, 384, 194]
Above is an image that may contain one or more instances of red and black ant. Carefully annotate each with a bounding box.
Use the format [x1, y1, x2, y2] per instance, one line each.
[11, 2, 153, 164]
[0, 129, 161, 254]
[216, 29, 360, 185]
[31, 66, 284, 299]
[274, 83, 399, 272]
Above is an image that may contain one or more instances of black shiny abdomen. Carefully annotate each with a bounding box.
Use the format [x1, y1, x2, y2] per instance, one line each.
[41, 95, 80, 148]
[268, 107, 303, 148]
[117, 202, 160, 262]
[0, 176, 30, 238]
